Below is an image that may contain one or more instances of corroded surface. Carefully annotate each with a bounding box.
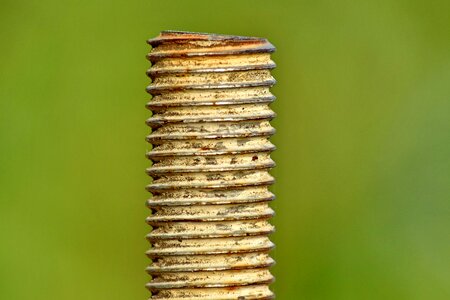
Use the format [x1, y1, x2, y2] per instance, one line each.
[146, 30, 276, 300]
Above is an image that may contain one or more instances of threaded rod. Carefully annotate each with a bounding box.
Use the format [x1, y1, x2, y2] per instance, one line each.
[145, 30, 277, 300]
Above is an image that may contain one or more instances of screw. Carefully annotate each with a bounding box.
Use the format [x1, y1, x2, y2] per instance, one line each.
[145, 30, 276, 300]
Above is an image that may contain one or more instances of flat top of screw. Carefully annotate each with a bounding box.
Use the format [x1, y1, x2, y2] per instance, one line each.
[147, 30, 269, 46]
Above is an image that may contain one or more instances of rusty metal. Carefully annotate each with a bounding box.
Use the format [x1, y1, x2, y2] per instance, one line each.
[145, 30, 276, 300]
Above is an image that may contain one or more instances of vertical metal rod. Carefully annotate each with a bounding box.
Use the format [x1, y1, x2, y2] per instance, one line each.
[145, 30, 277, 300]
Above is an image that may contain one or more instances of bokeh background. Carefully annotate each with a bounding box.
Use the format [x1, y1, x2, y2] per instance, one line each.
[1, 0, 449, 299]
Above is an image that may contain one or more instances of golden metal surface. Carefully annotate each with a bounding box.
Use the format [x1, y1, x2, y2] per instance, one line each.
[146, 31, 276, 300]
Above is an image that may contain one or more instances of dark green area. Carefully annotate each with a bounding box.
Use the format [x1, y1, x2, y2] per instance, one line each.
[0, 0, 449, 299]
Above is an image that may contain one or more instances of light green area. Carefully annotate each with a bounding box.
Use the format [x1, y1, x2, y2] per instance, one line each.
[0, 0, 449, 299]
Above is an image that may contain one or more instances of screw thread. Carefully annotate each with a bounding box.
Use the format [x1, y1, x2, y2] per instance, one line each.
[145, 31, 276, 300]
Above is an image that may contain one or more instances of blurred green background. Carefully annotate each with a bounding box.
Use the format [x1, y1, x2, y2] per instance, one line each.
[1, 0, 449, 299]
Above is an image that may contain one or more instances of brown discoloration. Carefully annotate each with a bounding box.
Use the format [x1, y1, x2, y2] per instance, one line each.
[146, 31, 276, 300]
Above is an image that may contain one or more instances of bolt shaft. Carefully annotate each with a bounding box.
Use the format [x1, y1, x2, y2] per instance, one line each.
[145, 31, 276, 300]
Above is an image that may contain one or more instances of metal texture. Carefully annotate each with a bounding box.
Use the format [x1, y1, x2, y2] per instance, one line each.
[145, 30, 276, 300]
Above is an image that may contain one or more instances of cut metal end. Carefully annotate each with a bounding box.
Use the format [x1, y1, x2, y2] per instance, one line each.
[146, 30, 275, 62]
[147, 30, 273, 45]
